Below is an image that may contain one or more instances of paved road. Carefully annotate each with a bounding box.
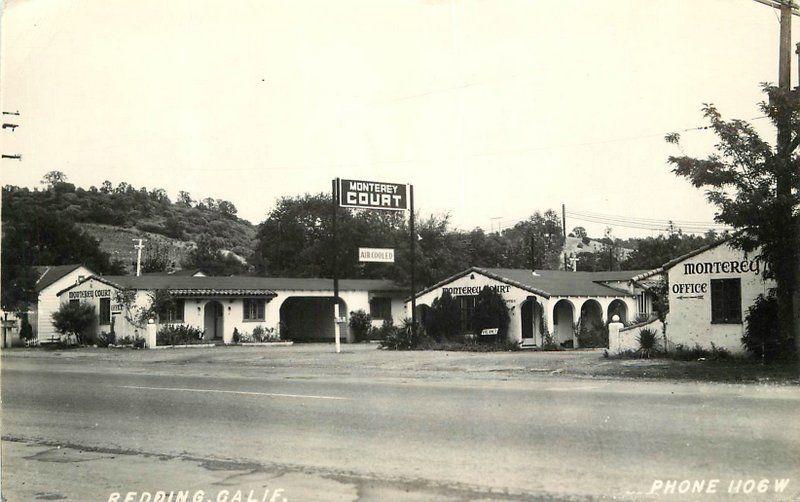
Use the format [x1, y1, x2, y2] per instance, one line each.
[2, 357, 799, 501]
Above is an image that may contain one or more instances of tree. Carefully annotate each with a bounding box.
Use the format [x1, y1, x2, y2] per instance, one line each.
[42, 171, 67, 188]
[51, 302, 96, 345]
[217, 200, 238, 218]
[141, 241, 173, 273]
[1, 198, 125, 294]
[424, 290, 462, 341]
[572, 226, 587, 239]
[666, 86, 799, 357]
[177, 191, 194, 207]
[471, 286, 510, 342]
[183, 234, 246, 276]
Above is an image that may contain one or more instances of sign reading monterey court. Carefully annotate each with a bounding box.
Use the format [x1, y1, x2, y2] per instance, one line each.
[339, 179, 408, 211]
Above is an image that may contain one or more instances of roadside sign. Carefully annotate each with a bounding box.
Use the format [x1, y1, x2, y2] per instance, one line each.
[359, 247, 395, 263]
[480, 328, 499, 336]
[339, 179, 408, 211]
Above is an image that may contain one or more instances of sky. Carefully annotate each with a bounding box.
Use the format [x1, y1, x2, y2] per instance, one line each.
[1, 0, 797, 238]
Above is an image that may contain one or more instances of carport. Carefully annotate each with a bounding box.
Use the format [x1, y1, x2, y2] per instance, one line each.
[279, 296, 348, 342]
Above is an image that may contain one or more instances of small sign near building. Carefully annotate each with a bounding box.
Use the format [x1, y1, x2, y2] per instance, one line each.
[480, 328, 499, 336]
[339, 179, 408, 211]
[359, 247, 395, 263]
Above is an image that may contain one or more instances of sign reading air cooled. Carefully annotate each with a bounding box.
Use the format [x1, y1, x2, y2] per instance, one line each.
[339, 179, 408, 211]
[359, 247, 395, 263]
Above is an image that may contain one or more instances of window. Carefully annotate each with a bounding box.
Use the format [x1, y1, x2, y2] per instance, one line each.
[369, 297, 392, 320]
[637, 294, 648, 315]
[166, 299, 185, 323]
[243, 298, 265, 321]
[711, 279, 742, 324]
[99, 298, 111, 325]
[457, 296, 476, 334]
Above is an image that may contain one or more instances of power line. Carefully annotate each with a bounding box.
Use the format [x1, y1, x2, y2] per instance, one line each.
[566, 209, 732, 226]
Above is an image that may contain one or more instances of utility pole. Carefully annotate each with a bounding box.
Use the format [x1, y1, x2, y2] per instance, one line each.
[776, 1, 798, 353]
[562, 204, 569, 271]
[133, 239, 145, 277]
[2, 111, 21, 161]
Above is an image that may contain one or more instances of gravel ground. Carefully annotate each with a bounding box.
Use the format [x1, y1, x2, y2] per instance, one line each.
[3, 343, 797, 384]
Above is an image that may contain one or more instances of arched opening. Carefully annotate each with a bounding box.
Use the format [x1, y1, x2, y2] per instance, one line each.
[607, 299, 628, 324]
[578, 299, 606, 348]
[552, 299, 575, 348]
[279, 296, 348, 342]
[520, 297, 543, 343]
[203, 301, 224, 341]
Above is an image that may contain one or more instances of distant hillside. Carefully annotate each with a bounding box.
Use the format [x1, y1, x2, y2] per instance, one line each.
[3, 180, 256, 273]
[558, 235, 633, 270]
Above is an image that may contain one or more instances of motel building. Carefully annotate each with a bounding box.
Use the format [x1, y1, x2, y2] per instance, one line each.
[407, 267, 657, 347]
[617, 239, 774, 353]
[54, 274, 406, 345]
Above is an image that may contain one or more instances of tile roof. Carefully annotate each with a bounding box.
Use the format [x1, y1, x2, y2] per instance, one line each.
[57, 275, 406, 296]
[33, 264, 91, 292]
[410, 267, 645, 300]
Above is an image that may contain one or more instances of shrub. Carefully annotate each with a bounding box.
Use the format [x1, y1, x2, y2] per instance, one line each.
[51, 302, 96, 345]
[576, 317, 608, 348]
[373, 317, 395, 340]
[541, 332, 561, 351]
[471, 286, 511, 343]
[156, 324, 204, 346]
[742, 291, 794, 362]
[19, 315, 34, 342]
[424, 291, 462, 341]
[97, 331, 114, 348]
[348, 309, 373, 342]
[637, 328, 658, 358]
[379, 318, 428, 350]
[250, 325, 279, 342]
[232, 328, 241, 343]
[671, 343, 731, 361]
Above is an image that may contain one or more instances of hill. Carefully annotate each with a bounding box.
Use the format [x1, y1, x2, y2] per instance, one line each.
[558, 235, 633, 270]
[3, 180, 256, 273]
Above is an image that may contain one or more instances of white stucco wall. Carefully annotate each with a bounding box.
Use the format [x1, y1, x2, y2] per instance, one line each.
[36, 266, 94, 343]
[408, 271, 547, 343]
[665, 243, 773, 353]
[58, 279, 407, 345]
[610, 318, 665, 353]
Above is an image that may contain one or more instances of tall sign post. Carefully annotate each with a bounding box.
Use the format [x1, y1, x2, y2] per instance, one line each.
[331, 179, 341, 353]
[409, 184, 416, 339]
[333, 178, 414, 350]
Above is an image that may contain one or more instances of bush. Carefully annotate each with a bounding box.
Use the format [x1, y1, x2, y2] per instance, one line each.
[19, 315, 34, 342]
[248, 325, 279, 342]
[232, 328, 241, 343]
[379, 318, 428, 350]
[373, 317, 395, 340]
[672, 343, 731, 361]
[742, 291, 794, 362]
[471, 286, 511, 343]
[348, 309, 373, 342]
[420, 339, 521, 352]
[424, 291, 462, 341]
[156, 324, 204, 346]
[637, 328, 659, 358]
[97, 331, 114, 348]
[51, 302, 96, 345]
[576, 317, 608, 348]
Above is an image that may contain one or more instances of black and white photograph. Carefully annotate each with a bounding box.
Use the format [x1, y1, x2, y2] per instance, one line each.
[1, 0, 799, 500]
